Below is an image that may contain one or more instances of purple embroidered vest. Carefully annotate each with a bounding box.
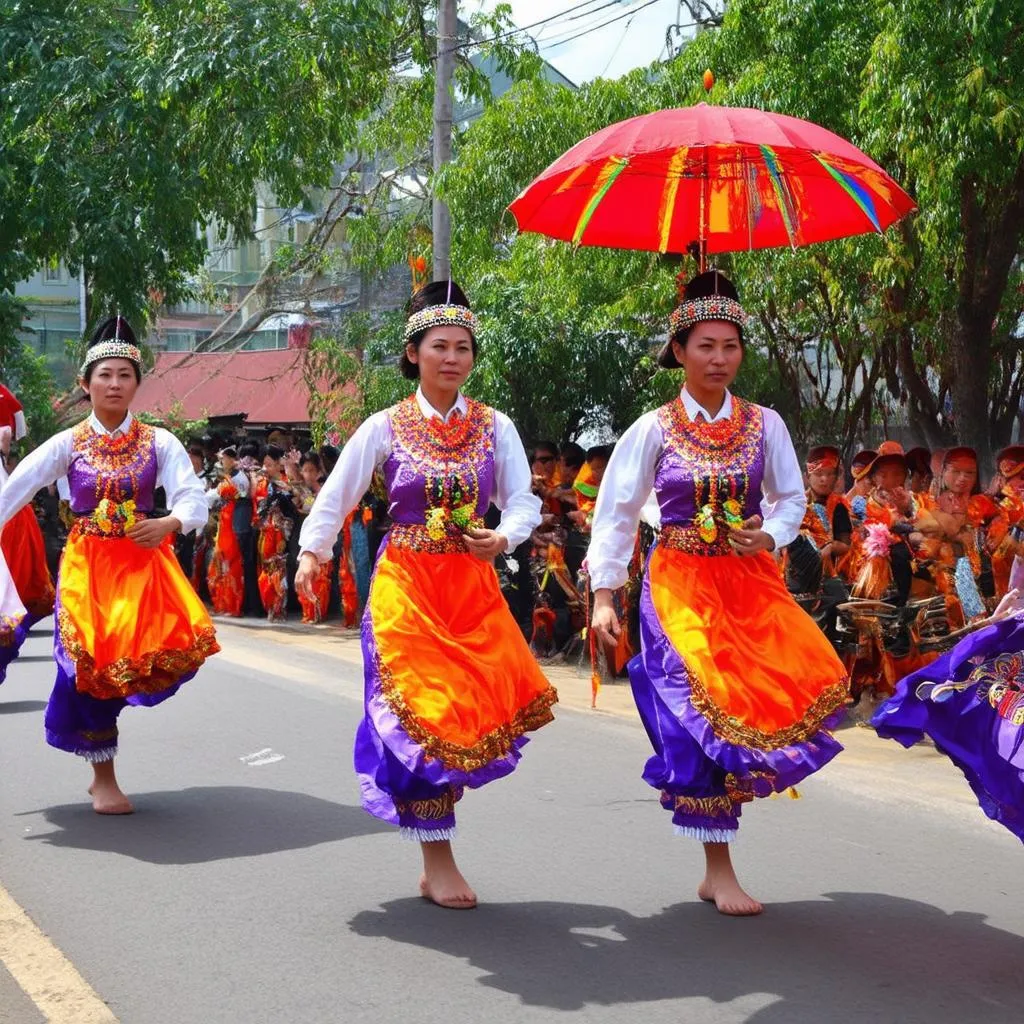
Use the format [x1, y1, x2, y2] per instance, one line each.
[382, 396, 496, 553]
[67, 418, 158, 516]
[654, 397, 766, 555]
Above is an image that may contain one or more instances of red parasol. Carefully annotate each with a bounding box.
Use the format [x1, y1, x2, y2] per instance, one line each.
[508, 104, 915, 255]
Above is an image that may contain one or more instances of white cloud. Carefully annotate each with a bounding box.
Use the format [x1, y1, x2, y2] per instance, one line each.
[476, 0, 694, 85]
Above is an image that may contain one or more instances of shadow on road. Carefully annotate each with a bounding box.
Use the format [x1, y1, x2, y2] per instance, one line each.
[0, 700, 48, 715]
[9, 654, 53, 663]
[19, 786, 389, 864]
[350, 891, 1024, 1022]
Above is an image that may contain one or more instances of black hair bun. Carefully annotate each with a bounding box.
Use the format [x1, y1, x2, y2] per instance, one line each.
[683, 270, 739, 303]
[88, 315, 139, 349]
[408, 280, 471, 315]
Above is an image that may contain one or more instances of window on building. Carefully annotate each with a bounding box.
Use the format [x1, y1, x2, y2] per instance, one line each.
[44, 260, 62, 283]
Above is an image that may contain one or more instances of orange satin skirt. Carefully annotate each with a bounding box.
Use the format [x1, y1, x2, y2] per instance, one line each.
[369, 544, 557, 770]
[257, 522, 288, 619]
[58, 530, 219, 700]
[648, 547, 848, 745]
[208, 505, 244, 617]
[3, 505, 55, 620]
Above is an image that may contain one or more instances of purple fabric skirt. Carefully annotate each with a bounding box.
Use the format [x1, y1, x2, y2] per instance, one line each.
[631, 565, 844, 835]
[873, 614, 1024, 842]
[354, 608, 529, 830]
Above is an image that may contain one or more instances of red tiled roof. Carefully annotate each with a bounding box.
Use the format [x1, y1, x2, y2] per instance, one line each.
[134, 348, 343, 426]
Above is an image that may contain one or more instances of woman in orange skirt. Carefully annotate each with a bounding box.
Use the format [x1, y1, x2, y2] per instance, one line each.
[253, 445, 295, 621]
[296, 281, 556, 909]
[206, 446, 248, 617]
[590, 272, 847, 916]
[0, 317, 217, 814]
[294, 452, 334, 623]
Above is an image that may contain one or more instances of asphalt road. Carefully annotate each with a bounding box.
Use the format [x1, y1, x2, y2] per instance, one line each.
[1, 618, 1023, 1024]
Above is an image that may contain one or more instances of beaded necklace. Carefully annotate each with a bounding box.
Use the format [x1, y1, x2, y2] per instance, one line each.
[659, 396, 762, 543]
[72, 417, 155, 505]
[390, 395, 494, 539]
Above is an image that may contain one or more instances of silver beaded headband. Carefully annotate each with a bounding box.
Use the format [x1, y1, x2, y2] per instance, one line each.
[404, 304, 478, 342]
[80, 340, 143, 376]
[669, 296, 747, 338]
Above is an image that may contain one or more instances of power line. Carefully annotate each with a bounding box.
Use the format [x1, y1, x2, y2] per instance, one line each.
[564, 0, 644, 22]
[598, 6, 640, 76]
[540, 0, 669, 51]
[537, 1, 645, 49]
[460, 0, 610, 49]
[531, 0, 635, 46]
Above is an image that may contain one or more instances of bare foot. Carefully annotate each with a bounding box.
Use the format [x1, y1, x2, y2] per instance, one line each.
[698, 875, 763, 916]
[87, 781, 134, 815]
[418, 869, 477, 910]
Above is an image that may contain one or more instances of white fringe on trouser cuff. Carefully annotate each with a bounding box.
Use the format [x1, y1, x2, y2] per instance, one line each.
[79, 747, 117, 764]
[674, 825, 737, 843]
[400, 826, 457, 843]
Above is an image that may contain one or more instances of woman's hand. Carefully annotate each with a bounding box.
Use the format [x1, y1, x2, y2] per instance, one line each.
[295, 552, 320, 602]
[463, 528, 508, 562]
[728, 526, 776, 556]
[591, 588, 621, 642]
[126, 516, 181, 549]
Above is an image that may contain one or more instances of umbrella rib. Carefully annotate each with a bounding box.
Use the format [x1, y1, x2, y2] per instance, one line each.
[813, 154, 883, 234]
[658, 147, 688, 253]
[572, 157, 629, 245]
[759, 144, 799, 249]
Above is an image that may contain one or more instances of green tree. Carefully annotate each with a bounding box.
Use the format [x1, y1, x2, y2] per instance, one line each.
[441, 0, 1024, 459]
[862, 0, 1024, 458]
[0, 0, 418, 330]
[0, 298, 58, 446]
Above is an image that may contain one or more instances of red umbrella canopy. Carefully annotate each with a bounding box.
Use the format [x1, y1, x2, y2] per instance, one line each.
[508, 104, 915, 254]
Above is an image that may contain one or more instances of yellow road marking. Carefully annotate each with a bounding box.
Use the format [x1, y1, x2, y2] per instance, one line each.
[0, 881, 117, 1023]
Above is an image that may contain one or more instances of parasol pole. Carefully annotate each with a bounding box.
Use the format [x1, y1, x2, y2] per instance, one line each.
[698, 69, 714, 273]
[699, 148, 708, 273]
[432, 0, 457, 281]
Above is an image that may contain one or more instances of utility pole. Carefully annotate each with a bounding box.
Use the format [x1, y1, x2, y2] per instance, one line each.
[432, 0, 457, 282]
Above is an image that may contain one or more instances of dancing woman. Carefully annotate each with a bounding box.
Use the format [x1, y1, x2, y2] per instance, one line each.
[589, 271, 847, 916]
[874, 586, 1024, 842]
[0, 317, 218, 813]
[296, 281, 556, 908]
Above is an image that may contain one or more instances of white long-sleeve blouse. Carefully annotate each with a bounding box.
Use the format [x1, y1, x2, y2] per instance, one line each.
[0, 412, 208, 535]
[298, 388, 542, 563]
[588, 387, 806, 591]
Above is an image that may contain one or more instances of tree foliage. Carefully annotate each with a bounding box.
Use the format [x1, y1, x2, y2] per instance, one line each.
[0, 0, 414, 323]
[439, 0, 1024, 459]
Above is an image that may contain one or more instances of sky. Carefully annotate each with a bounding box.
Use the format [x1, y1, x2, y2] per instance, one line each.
[475, 0, 698, 85]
